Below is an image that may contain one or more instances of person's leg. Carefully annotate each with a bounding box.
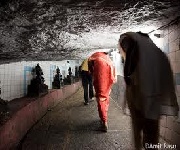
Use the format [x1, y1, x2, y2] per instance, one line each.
[97, 101, 103, 121]
[98, 96, 110, 132]
[99, 98, 109, 123]
[130, 109, 143, 150]
[81, 74, 89, 104]
[143, 119, 159, 150]
[88, 75, 94, 99]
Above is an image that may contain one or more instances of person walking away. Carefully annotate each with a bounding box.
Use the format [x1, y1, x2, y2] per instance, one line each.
[88, 52, 116, 132]
[81, 58, 94, 105]
[118, 32, 179, 150]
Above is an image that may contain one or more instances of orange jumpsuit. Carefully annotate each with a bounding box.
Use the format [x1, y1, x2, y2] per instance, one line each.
[89, 52, 116, 123]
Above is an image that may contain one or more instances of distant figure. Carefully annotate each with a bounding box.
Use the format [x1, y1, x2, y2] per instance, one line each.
[68, 67, 72, 77]
[88, 52, 116, 132]
[118, 32, 179, 150]
[81, 58, 94, 105]
[75, 66, 79, 79]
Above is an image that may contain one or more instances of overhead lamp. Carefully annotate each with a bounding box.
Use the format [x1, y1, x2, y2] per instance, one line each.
[154, 33, 161, 38]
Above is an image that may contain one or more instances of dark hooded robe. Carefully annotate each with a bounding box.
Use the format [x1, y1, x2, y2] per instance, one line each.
[120, 32, 179, 120]
[119, 32, 179, 149]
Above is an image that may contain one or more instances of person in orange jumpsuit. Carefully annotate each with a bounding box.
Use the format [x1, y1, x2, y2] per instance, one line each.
[88, 52, 116, 132]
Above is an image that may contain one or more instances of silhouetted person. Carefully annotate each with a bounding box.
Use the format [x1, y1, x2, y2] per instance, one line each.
[68, 67, 72, 77]
[81, 58, 94, 105]
[75, 66, 79, 78]
[88, 52, 116, 132]
[118, 32, 179, 150]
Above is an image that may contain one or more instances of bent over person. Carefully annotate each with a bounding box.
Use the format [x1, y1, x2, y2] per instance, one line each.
[118, 32, 179, 150]
[88, 52, 116, 132]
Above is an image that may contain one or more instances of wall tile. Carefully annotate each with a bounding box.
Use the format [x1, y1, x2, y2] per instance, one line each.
[175, 73, 180, 85]
[169, 40, 179, 52]
[173, 120, 180, 135]
[174, 63, 180, 73]
[168, 52, 176, 61]
[176, 51, 180, 61]
[162, 28, 169, 37]
[169, 23, 178, 34]
[169, 30, 179, 43]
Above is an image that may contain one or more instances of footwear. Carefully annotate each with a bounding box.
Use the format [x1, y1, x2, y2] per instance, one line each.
[89, 98, 94, 102]
[84, 102, 89, 105]
[101, 122, 108, 132]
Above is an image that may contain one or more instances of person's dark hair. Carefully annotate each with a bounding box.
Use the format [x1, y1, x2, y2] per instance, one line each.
[88, 60, 94, 74]
[103, 52, 108, 55]
[119, 34, 138, 85]
[136, 31, 149, 37]
[119, 35, 135, 53]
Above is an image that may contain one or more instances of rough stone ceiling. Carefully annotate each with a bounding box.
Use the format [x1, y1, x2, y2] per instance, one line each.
[0, 0, 180, 63]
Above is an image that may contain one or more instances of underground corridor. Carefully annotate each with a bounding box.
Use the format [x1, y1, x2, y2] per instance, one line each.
[0, 0, 180, 149]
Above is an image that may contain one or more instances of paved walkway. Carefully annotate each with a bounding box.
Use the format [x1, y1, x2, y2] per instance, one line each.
[20, 88, 132, 150]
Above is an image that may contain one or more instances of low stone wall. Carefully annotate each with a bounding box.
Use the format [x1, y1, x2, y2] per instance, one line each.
[0, 81, 82, 150]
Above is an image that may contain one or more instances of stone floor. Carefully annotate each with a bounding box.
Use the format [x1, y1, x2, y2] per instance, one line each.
[19, 88, 133, 150]
[18, 87, 172, 150]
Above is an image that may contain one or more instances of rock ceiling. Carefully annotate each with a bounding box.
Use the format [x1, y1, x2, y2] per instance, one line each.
[0, 0, 180, 63]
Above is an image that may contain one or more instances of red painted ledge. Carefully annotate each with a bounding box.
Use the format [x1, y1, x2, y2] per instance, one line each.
[0, 81, 82, 150]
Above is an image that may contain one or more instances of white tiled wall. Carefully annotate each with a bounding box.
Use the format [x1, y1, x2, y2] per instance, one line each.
[0, 60, 81, 101]
[110, 50, 123, 76]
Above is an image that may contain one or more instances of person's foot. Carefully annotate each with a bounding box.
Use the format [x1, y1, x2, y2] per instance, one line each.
[89, 98, 93, 102]
[84, 102, 89, 105]
[101, 122, 108, 132]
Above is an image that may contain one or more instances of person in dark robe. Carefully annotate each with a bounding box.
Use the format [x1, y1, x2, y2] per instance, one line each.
[118, 32, 179, 150]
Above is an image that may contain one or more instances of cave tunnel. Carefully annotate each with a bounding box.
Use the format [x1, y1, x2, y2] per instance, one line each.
[0, 0, 180, 149]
